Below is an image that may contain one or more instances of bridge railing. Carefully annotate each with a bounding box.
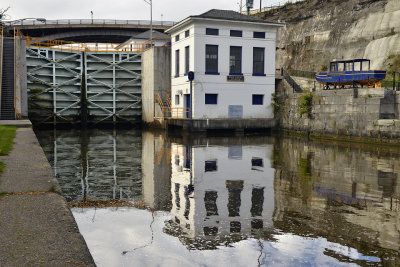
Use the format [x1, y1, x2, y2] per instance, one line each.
[4, 19, 176, 27]
[24, 36, 148, 52]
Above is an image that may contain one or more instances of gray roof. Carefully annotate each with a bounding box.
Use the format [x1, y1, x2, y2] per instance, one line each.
[134, 30, 169, 39]
[193, 9, 269, 23]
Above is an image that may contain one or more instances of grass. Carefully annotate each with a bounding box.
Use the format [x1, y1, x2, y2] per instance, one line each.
[0, 126, 16, 182]
[0, 162, 4, 176]
[0, 126, 16, 156]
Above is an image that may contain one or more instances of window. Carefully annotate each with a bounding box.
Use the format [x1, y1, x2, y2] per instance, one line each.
[204, 191, 218, 216]
[251, 219, 263, 230]
[206, 28, 219, 35]
[205, 160, 217, 172]
[205, 45, 218, 74]
[204, 226, 218, 236]
[230, 221, 241, 233]
[175, 95, 180, 105]
[251, 187, 264, 217]
[251, 157, 263, 167]
[185, 46, 190, 74]
[205, 94, 218, 104]
[226, 180, 244, 217]
[175, 49, 180, 77]
[229, 46, 242, 74]
[175, 183, 180, 208]
[175, 34, 180, 42]
[252, 95, 264, 105]
[253, 47, 265, 75]
[185, 30, 190, 38]
[230, 30, 242, 37]
[253, 31, 265, 38]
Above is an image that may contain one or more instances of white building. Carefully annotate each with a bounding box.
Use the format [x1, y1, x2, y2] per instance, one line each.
[167, 141, 275, 247]
[165, 9, 283, 119]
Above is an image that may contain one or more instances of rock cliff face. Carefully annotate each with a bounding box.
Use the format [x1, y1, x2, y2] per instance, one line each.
[258, 0, 400, 71]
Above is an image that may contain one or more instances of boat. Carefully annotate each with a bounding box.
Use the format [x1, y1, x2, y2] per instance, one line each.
[316, 59, 386, 88]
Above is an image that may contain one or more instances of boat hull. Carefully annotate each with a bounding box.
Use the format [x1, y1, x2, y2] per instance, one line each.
[316, 70, 386, 85]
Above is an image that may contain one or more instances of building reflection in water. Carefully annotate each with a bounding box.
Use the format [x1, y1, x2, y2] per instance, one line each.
[163, 136, 277, 250]
[36, 128, 400, 266]
[158, 135, 399, 265]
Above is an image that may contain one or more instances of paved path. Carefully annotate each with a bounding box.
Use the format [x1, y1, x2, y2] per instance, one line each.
[0, 128, 95, 266]
[0, 120, 32, 127]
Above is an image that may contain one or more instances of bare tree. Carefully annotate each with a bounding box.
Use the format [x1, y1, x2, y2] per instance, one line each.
[0, 7, 10, 21]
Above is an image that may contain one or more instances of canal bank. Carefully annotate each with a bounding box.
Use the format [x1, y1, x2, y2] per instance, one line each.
[0, 125, 94, 266]
[277, 77, 400, 143]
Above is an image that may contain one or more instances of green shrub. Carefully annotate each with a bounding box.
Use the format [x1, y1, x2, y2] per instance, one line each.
[387, 54, 400, 75]
[298, 91, 313, 118]
[271, 93, 283, 117]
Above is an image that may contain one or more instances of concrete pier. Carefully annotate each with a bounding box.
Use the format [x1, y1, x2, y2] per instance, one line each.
[0, 126, 94, 266]
[166, 118, 277, 132]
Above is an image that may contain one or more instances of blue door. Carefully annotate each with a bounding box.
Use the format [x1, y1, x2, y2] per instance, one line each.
[185, 94, 191, 118]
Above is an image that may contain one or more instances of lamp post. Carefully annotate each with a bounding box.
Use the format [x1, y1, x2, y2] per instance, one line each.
[143, 0, 152, 43]
[246, 0, 254, 16]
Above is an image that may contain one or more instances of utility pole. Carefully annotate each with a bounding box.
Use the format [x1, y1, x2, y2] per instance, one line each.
[238, 0, 245, 13]
[143, 0, 153, 43]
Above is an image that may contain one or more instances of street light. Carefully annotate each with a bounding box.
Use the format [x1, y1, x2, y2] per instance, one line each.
[143, 0, 152, 43]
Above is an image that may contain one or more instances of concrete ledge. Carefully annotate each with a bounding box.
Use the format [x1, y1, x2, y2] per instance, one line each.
[0, 128, 95, 265]
[0, 120, 32, 127]
[166, 118, 277, 132]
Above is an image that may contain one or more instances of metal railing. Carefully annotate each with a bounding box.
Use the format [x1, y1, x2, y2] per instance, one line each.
[155, 92, 190, 118]
[4, 19, 176, 27]
[24, 36, 147, 52]
[288, 69, 316, 79]
[282, 68, 303, 93]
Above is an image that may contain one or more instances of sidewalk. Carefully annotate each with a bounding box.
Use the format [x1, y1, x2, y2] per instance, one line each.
[0, 127, 95, 266]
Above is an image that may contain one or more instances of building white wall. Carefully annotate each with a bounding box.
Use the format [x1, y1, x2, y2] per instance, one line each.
[169, 19, 279, 119]
[170, 143, 275, 240]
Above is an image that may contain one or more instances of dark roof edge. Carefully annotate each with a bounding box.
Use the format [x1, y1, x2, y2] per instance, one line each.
[166, 16, 284, 34]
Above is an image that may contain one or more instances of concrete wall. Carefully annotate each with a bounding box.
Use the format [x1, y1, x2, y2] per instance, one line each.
[141, 131, 172, 210]
[0, 36, 2, 113]
[169, 19, 279, 119]
[15, 37, 28, 117]
[279, 81, 400, 140]
[141, 46, 171, 124]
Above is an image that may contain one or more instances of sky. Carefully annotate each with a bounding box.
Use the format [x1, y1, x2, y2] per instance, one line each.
[2, 0, 293, 22]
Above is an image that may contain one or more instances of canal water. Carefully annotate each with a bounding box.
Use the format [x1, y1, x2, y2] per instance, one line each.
[35, 128, 399, 267]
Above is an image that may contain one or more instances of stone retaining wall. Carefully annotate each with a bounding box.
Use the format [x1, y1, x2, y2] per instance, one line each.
[280, 81, 400, 140]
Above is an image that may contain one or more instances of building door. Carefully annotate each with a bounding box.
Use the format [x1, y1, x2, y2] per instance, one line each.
[184, 94, 191, 118]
